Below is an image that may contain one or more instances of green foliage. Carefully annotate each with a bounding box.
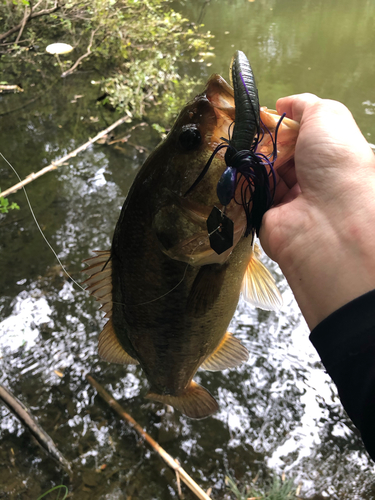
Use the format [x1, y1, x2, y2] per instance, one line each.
[0, 0, 213, 127]
[225, 473, 300, 500]
[91, 0, 212, 124]
[0, 191, 19, 214]
[10, 0, 30, 5]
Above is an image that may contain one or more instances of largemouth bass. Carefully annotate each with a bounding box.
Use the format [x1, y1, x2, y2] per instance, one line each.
[84, 51, 299, 419]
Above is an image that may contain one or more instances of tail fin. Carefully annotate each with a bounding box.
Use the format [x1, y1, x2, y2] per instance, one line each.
[146, 381, 219, 419]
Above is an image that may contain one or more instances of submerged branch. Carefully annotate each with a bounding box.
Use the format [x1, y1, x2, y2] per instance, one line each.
[61, 28, 98, 78]
[86, 374, 213, 500]
[0, 84, 23, 93]
[0, 383, 72, 474]
[15, 3, 29, 45]
[0, 0, 60, 43]
[1, 114, 133, 198]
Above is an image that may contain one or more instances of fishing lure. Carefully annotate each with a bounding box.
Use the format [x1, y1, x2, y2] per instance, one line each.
[186, 51, 285, 255]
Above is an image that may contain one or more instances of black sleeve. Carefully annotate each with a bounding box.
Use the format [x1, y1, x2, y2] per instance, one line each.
[309, 289, 375, 461]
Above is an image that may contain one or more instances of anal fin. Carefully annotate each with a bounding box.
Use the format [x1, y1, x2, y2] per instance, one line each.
[241, 243, 283, 311]
[200, 332, 248, 371]
[98, 319, 139, 365]
[146, 381, 218, 419]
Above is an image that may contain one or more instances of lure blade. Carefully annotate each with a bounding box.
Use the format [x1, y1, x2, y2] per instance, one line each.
[207, 206, 234, 255]
[217, 166, 237, 206]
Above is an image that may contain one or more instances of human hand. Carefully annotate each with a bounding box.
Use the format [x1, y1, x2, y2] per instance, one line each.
[260, 93, 375, 329]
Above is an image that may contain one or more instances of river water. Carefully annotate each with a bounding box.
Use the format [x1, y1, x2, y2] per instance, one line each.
[1, 0, 375, 498]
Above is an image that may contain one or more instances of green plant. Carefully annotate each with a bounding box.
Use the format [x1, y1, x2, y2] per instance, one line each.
[0, 0, 213, 127]
[36, 484, 68, 500]
[0, 190, 19, 213]
[95, 0, 212, 124]
[225, 473, 301, 500]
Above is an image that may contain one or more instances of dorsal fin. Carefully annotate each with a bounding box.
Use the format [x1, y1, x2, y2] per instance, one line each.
[200, 332, 248, 371]
[241, 243, 283, 311]
[82, 250, 113, 318]
[98, 319, 139, 365]
[146, 380, 218, 419]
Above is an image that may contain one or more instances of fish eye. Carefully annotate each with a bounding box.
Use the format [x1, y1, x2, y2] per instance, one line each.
[178, 125, 201, 151]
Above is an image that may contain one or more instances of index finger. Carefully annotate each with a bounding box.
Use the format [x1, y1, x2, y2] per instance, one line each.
[276, 93, 321, 123]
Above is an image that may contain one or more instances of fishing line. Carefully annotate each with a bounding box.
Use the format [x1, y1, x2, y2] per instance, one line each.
[1, 152, 230, 308]
[127, 225, 223, 307]
[124, 267, 190, 307]
[0, 152, 86, 292]
[0, 149, 222, 308]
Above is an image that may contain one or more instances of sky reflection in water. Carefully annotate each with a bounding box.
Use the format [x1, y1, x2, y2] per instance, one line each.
[1, 0, 375, 497]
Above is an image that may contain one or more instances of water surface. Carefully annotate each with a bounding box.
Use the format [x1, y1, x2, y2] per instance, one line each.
[1, 0, 375, 498]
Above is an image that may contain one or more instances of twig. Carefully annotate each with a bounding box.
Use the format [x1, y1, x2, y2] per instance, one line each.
[1, 114, 133, 198]
[61, 28, 97, 78]
[15, 3, 30, 45]
[0, 383, 72, 474]
[107, 121, 148, 145]
[175, 460, 183, 498]
[1, 38, 31, 46]
[0, 77, 59, 117]
[0, 84, 23, 93]
[0, 0, 59, 43]
[86, 374, 212, 500]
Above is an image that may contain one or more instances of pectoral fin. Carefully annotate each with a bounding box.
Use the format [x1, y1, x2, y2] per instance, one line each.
[241, 243, 282, 311]
[200, 332, 248, 371]
[98, 319, 139, 365]
[146, 381, 218, 419]
[186, 264, 227, 316]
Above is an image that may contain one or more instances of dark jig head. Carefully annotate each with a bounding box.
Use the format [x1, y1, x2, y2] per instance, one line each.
[185, 51, 285, 255]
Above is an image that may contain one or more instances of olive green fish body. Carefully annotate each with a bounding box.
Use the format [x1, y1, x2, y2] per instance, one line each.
[112, 209, 253, 397]
[109, 85, 248, 401]
[83, 59, 298, 418]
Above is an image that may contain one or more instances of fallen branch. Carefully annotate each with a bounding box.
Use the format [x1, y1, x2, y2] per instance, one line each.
[61, 28, 97, 78]
[0, 77, 59, 117]
[0, 84, 23, 93]
[86, 374, 212, 500]
[0, 0, 59, 43]
[0, 383, 72, 474]
[1, 114, 134, 198]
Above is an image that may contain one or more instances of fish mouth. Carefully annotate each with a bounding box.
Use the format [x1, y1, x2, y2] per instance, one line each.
[204, 74, 235, 131]
[153, 194, 246, 267]
[158, 223, 245, 267]
[179, 197, 247, 246]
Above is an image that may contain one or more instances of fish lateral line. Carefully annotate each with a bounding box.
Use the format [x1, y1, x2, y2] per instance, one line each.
[124, 217, 238, 308]
[118, 229, 218, 307]
[108, 218, 240, 309]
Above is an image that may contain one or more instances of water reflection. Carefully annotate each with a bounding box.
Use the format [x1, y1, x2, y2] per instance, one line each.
[2, 0, 375, 498]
